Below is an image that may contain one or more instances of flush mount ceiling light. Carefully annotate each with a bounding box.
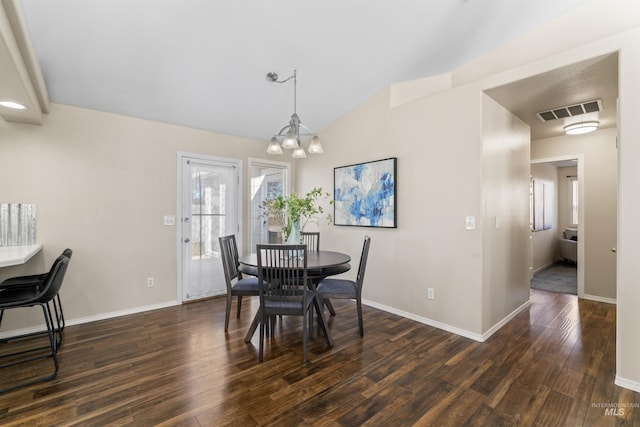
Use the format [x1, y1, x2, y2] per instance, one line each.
[0, 101, 27, 110]
[564, 121, 599, 135]
[266, 69, 323, 157]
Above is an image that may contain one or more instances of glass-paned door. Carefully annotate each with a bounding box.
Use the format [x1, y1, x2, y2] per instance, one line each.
[249, 159, 290, 251]
[180, 156, 240, 301]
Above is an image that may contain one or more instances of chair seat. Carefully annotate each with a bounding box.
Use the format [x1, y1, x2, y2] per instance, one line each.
[0, 286, 40, 305]
[1, 273, 46, 287]
[231, 277, 261, 293]
[317, 278, 357, 299]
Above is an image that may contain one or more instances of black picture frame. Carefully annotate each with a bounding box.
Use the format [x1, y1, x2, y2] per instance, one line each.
[333, 157, 397, 228]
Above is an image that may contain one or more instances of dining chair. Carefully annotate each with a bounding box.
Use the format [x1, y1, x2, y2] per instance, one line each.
[256, 244, 314, 363]
[316, 236, 371, 336]
[0, 248, 72, 340]
[300, 231, 320, 252]
[0, 254, 70, 392]
[218, 235, 261, 332]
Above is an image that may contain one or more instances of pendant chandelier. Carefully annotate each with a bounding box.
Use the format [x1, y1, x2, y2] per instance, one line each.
[265, 69, 323, 158]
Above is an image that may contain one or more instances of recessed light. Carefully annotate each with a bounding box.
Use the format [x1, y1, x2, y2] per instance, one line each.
[0, 101, 27, 110]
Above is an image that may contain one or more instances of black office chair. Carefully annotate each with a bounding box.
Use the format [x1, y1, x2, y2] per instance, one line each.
[0, 248, 72, 336]
[317, 236, 371, 336]
[256, 244, 316, 363]
[0, 254, 70, 392]
[219, 235, 261, 332]
[300, 231, 320, 252]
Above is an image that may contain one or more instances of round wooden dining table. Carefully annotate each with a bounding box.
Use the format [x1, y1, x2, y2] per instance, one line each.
[238, 250, 351, 279]
[238, 250, 351, 346]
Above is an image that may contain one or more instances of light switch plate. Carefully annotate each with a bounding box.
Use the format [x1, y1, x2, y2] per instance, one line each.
[164, 215, 176, 226]
[465, 216, 476, 230]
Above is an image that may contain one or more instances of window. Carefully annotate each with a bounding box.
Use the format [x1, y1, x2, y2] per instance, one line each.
[569, 177, 579, 226]
[531, 178, 554, 231]
[249, 159, 290, 250]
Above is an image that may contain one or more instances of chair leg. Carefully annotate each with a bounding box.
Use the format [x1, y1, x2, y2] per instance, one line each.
[54, 294, 65, 332]
[302, 309, 308, 364]
[0, 304, 59, 393]
[325, 299, 336, 316]
[236, 296, 243, 318]
[225, 294, 232, 332]
[357, 299, 364, 337]
[258, 311, 265, 362]
[313, 298, 333, 347]
[48, 301, 63, 348]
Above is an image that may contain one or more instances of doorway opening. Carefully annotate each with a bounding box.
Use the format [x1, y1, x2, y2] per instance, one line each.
[530, 157, 581, 296]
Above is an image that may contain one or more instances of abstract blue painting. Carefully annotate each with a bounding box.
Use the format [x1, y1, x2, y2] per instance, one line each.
[334, 157, 397, 228]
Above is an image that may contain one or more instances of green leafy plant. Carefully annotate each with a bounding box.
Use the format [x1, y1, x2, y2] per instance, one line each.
[259, 187, 333, 240]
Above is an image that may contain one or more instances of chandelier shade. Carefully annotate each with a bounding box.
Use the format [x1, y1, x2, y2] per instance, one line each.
[266, 69, 323, 157]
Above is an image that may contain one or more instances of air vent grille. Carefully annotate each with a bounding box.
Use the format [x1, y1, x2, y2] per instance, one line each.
[537, 99, 602, 122]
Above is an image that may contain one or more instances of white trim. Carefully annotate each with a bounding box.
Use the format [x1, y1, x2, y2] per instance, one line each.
[615, 375, 640, 393]
[533, 260, 554, 275]
[0, 300, 179, 340]
[582, 294, 617, 305]
[363, 298, 531, 342]
[481, 300, 532, 341]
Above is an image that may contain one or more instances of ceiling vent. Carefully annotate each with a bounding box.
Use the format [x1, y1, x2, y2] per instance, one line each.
[536, 99, 602, 122]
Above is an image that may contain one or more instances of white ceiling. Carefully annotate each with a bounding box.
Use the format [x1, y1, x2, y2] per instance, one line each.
[2, 0, 603, 142]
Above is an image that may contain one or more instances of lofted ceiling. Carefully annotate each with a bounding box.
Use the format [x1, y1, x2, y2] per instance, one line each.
[1, 0, 601, 143]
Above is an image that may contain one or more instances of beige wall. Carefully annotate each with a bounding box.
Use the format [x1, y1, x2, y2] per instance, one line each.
[299, 86, 486, 336]
[616, 29, 640, 390]
[0, 103, 272, 330]
[298, 78, 532, 339]
[532, 128, 618, 299]
[481, 95, 531, 332]
[530, 163, 559, 272]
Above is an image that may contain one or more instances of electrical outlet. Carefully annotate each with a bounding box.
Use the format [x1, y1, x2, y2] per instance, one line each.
[427, 288, 435, 300]
[146, 277, 154, 287]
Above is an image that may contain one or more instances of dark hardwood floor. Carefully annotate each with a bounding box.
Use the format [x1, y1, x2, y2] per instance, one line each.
[1, 289, 637, 426]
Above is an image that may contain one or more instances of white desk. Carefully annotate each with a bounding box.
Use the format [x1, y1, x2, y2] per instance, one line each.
[0, 244, 43, 268]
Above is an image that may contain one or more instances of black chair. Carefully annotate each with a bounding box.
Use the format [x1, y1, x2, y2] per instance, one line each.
[0, 248, 72, 336]
[256, 244, 315, 363]
[219, 235, 261, 332]
[0, 254, 70, 392]
[317, 236, 371, 336]
[300, 231, 320, 252]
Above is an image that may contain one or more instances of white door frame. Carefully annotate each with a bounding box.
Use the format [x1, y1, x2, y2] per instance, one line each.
[531, 154, 585, 297]
[176, 151, 243, 303]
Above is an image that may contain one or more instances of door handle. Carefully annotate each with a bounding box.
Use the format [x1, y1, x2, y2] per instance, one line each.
[184, 238, 190, 243]
[611, 247, 617, 253]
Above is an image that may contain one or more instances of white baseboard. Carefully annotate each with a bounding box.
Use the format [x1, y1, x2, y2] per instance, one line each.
[582, 294, 617, 304]
[533, 261, 555, 275]
[0, 300, 179, 340]
[615, 375, 640, 392]
[363, 298, 530, 343]
[480, 299, 532, 341]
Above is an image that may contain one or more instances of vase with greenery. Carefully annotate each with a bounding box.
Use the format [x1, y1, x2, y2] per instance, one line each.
[259, 187, 332, 244]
